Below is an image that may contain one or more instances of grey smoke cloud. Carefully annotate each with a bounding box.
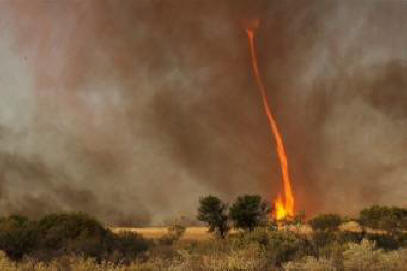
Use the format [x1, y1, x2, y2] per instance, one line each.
[0, 0, 406, 224]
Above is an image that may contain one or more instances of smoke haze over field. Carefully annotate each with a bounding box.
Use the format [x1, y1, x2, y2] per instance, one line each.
[0, 0, 406, 224]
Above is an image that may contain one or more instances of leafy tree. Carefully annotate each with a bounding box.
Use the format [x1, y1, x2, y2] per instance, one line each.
[197, 195, 229, 238]
[309, 214, 342, 232]
[229, 195, 270, 231]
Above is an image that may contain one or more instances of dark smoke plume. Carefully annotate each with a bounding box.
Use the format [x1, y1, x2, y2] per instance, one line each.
[0, 0, 406, 224]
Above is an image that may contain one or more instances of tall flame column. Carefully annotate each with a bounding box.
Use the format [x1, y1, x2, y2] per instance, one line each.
[246, 26, 295, 220]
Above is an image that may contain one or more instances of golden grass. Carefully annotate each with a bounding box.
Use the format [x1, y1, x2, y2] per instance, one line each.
[110, 225, 312, 239]
[111, 221, 385, 240]
[110, 226, 214, 240]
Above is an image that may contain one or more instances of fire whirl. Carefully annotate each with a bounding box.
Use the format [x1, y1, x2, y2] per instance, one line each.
[246, 21, 295, 220]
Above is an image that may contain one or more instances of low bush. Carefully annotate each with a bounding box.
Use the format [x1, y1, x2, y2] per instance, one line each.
[365, 233, 404, 250]
[264, 231, 311, 267]
[342, 239, 406, 270]
[309, 214, 342, 232]
[3, 205, 407, 270]
[35, 213, 112, 260]
[336, 231, 364, 244]
[0, 215, 38, 260]
[284, 256, 336, 271]
[285, 239, 407, 271]
[0, 213, 150, 262]
[312, 231, 336, 249]
[359, 205, 407, 234]
[233, 227, 312, 267]
[109, 232, 150, 264]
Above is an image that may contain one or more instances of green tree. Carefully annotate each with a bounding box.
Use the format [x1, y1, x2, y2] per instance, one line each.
[229, 195, 270, 231]
[197, 195, 229, 238]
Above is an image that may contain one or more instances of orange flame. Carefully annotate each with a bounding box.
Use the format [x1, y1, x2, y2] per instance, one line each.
[275, 194, 289, 220]
[246, 22, 295, 220]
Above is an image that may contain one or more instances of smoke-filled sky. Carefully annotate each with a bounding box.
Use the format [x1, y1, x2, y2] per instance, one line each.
[0, 0, 406, 225]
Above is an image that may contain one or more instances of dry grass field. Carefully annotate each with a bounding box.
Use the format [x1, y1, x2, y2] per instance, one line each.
[110, 225, 312, 239]
[110, 221, 377, 240]
[111, 226, 224, 240]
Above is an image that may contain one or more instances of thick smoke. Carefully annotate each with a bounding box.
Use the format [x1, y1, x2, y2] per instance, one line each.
[0, 0, 406, 224]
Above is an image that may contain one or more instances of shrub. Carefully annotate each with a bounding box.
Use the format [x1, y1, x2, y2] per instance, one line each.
[309, 214, 342, 232]
[365, 233, 404, 250]
[343, 239, 384, 270]
[0, 215, 38, 260]
[311, 231, 337, 249]
[0, 213, 150, 262]
[264, 231, 311, 267]
[284, 256, 336, 271]
[319, 230, 405, 252]
[317, 241, 345, 269]
[238, 227, 272, 247]
[285, 240, 407, 271]
[229, 195, 270, 231]
[109, 232, 150, 264]
[35, 213, 111, 260]
[174, 242, 267, 271]
[309, 214, 343, 258]
[359, 205, 407, 234]
[235, 228, 311, 267]
[336, 231, 364, 245]
[212, 243, 267, 271]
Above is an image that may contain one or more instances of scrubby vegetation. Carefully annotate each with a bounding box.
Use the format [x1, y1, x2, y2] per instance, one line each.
[1, 228, 407, 270]
[359, 205, 407, 234]
[0, 213, 150, 262]
[0, 200, 407, 270]
[309, 214, 342, 232]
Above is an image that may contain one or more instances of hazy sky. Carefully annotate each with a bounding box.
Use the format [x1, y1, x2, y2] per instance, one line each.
[0, 0, 406, 225]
